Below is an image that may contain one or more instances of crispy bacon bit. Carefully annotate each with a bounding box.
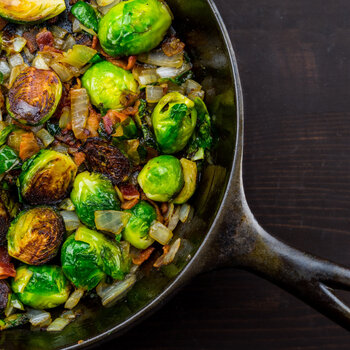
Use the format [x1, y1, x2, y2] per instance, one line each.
[121, 198, 139, 210]
[41, 45, 63, 54]
[121, 101, 140, 116]
[126, 56, 137, 70]
[162, 36, 185, 57]
[86, 106, 101, 137]
[92, 35, 99, 50]
[36, 28, 54, 51]
[72, 78, 82, 90]
[120, 183, 140, 201]
[106, 55, 137, 71]
[0, 247, 16, 279]
[0, 18, 7, 31]
[103, 115, 114, 135]
[23, 30, 38, 53]
[73, 152, 86, 167]
[132, 247, 155, 266]
[120, 92, 139, 107]
[19, 132, 40, 161]
[56, 129, 80, 147]
[161, 202, 169, 215]
[105, 109, 129, 124]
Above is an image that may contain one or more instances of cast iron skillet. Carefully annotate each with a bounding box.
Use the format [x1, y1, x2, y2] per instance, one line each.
[2, 0, 350, 348]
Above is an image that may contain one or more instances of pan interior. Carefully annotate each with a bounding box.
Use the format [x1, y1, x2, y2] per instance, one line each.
[1, 1, 237, 348]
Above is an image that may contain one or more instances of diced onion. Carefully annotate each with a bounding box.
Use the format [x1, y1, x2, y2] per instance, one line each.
[51, 26, 68, 39]
[54, 37, 65, 50]
[50, 62, 74, 82]
[149, 221, 173, 245]
[133, 67, 159, 86]
[167, 206, 180, 231]
[62, 35, 77, 52]
[8, 64, 27, 88]
[179, 204, 191, 223]
[59, 198, 75, 211]
[138, 50, 183, 68]
[60, 210, 80, 232]
[60, 45, 97, 68]
[98, 0, 122, 15]
[72, 18, 82, 33]
[27, 309, 51, 327]
[23, 47, 34, 62]
[8, 54, 24, 68]
[71, 88, 89, 139]
[165, 203, 175, 221]
[46, 317, 70, 332]
[156, 62, 192, 79]
[12, 37, 27, 53]
[0, 60, 11, 80]
[188, 90, 205, 101]
[52, 143, 69, 154]
[94, 210, 131, 235]
[59, 106, 72, 129]
[64, 288, 84, 309]
[96, 274, 136, 307]
[154, 238, 181, 268]
[185, 79, 202, 94]
[32, 54, 50, 70]
[146, 85, 164, 103]
[167, 81, 186, 94]
[35, 128, 54, 147]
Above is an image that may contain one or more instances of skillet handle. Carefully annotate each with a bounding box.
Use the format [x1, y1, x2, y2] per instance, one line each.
[209, 184, 350, 330]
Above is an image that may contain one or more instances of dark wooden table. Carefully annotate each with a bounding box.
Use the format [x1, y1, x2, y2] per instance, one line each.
[107, 0, 350, 348]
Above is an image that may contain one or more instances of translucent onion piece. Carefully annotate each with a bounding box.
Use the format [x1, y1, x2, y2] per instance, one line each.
[12, 37, 27, 53]
[94, 210, 131, 235]
[59, 106, 72, 129]
[35, 128, 55, 147]
[52, 143, 69, 154]
[185, 79, 202, 94]
[23, 47, 34, 63]
[0, 60, 11, 80]
[60, 45, 97, 69]
[46, 317, 70, 332]
[149, 221, 173, 245]
[97, 274, 136, 307]
[188, 90, 205, 101]
[27, 309, 51, 327]
[50, 62, 74, 82]
[60, 210, 80, 231]
[64, 288, 84, 309]
[167, 206, 180, 231]
[136, 68, 159, 86]
[156, 62, 192, 79]
[71, 88, 89, 140]
[154, 238, 181, 268]
[54, 37, 65, 50]
[138, 50, 183, 68]
[167, 81, 186, 94]
[8, 54, 24, 68]
[146, 85, 164, 103]
[59, 198, 75, 211]
[72, 18, 82, 33]
[32, 54, 50, 70]
[62, 35, 77, 52]
[98, 0, 122, 15]
[179, 204, 191, 223]
[51, 26, 68, 39]
[165, 203, 175, 221]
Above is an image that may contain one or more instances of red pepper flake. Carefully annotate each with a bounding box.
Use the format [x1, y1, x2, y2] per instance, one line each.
[132, 247, 155, 266]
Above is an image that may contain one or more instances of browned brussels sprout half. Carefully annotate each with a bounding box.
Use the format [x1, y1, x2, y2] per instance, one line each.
[0, 0, 66, 24]
[0, 280, 10, 314]
[6, 67, 62, 126]
[18, 150, 77, 205]
[7, 207, 65, 265]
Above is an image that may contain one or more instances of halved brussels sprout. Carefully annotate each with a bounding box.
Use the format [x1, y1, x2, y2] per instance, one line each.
[152, 92, 197, 154]
[19, 150, 77, 205]
[173, 158, 197, 204]
[61, 234, 105, 291]
[138, 155, 184, 202]
[0, 280, 10, 314]
[11, 265, 70, 309]
[70, 171, 121, 229]
[82, 61, 138, 112]
[0, 0, 66, 24]
[123, 201, 157, 249]
[7, 67, 62, 126]
[62, 226, 131, 289]
[98, 0, 172, 57]
[7, 207, 65, 265]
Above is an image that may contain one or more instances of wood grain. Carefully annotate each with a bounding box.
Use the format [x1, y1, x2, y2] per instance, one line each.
[106, 0, 350, 348]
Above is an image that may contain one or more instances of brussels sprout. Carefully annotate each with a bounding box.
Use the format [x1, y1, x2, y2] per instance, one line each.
[70, 171, 121, 229]
[138, 155, 184, 202]
[7, 207, 65, 265]
[0, 199, 9, 244]
[11, 265, 70, 309]
[82, 61, 138, 112]
[123, 201, 157, 249]
[98, 0, 172, 57]
[61, 235, 105, 291]
[0, 280, 10, 314]
[6, 67, 62, 126]
[71, 1, 99, 33]
[18, 150, 77, 205]
[0, 0, 66, 24]
[152, 92, 197, 154]
[62, 226, 131, 288]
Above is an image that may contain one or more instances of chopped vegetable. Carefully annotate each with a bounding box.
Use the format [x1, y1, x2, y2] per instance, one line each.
[149, 221, 173, 245]
[71, 88, 89, 140]
[71, 1, 99, 34]
[94, 210, 131, 235]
